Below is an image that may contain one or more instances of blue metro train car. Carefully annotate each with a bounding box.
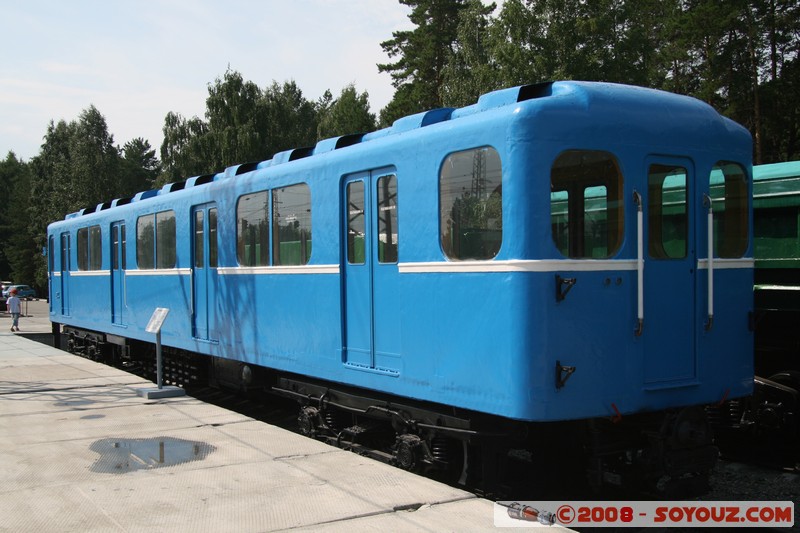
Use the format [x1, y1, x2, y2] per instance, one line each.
[48, 81, 754, 491]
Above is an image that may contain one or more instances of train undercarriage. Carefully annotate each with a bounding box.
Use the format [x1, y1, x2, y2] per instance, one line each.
[706, 281, 800, 467]
[59, 323, 718, 498]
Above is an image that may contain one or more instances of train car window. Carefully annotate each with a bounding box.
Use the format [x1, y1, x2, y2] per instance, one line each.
[710, 162, 749, 258]
[440, 147, 502, 260]
[195, 211, 204, 268]
[76, 225, 102, 270]
[77, 227, 89, 270]
[89, 225, 102, 270]
[112, 226, 119, 270]
[137, 215, 155, 269]
[273, 183, 311, 266]
[136, 210, 176, 269]
[550, 151, 623, 258]
[61, 233, 71, 271]
[347, 182, 366, 264]
[156, 211, 177, 269]
[648, 165, 688, 259]
[209, 208, 218, 268]
[378, 175, 398, 263]
[237, 191, 269, 266]
[121, 225, 126, 268]
[111, 224, 127, 269]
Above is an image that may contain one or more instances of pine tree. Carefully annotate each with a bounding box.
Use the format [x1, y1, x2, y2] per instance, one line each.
[378, 0, 472, 125]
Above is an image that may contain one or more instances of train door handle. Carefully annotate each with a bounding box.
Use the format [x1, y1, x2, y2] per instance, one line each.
[633, 190, 644, 336]
[703, 194, 714, 331]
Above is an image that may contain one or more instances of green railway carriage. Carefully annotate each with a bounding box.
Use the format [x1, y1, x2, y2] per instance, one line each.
[752, 161, 800, 381]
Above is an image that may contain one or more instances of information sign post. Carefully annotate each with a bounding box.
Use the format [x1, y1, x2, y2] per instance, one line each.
[136, 308, 186, 399]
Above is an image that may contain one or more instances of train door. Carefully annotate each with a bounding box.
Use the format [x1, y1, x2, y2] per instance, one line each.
[110, 221, 126, 325]
[60, 232, 71, 316]
[642, 158, 697, 384]
[342, 168, 400, 371]
[191, 204, 218, 341]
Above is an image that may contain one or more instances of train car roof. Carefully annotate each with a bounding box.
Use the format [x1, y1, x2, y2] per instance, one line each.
[753, 160, 800, 207]
[51, 80, 749, 227]
[753, 160, 800, 182]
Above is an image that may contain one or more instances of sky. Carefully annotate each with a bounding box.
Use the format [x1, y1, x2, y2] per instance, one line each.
[0, 0, 427, 161]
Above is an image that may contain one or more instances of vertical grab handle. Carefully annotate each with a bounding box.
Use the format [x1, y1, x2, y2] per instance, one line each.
[703, 194, 714, 331]
[633, 191, 644, 336]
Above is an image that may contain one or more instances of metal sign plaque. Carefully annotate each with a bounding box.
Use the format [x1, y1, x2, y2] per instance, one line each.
[145, 307, 170, 334]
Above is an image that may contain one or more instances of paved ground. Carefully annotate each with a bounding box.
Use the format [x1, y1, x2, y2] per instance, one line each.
[0, 300, 559, 532]
[1, 298, 52, 334]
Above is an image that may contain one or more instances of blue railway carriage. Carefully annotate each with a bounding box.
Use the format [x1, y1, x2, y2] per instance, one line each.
[48, 81, 753, 493]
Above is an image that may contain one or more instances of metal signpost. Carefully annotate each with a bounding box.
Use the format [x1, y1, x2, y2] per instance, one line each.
[136, 308, 186, 399]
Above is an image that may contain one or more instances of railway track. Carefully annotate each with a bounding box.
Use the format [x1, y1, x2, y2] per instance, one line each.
[179, 376, 800, 508]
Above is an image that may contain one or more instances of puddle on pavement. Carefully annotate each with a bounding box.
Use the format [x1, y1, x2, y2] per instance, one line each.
[89, 437, 215, 474]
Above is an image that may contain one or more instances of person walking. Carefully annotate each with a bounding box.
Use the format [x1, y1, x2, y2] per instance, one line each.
[7, 288, 20, 332]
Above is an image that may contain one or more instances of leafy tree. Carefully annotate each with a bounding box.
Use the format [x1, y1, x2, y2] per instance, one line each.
[0, 152, 26, 280]
[4, 158, 38, 287]
[205, 69, 268, 169]
[120, 138, 160, 196]
[481, 0, 675, 87]
[27, 106, 131, 290]
[69, 105, 120, 209]
[159, 111, 211, 184]
[261, 80, 319, 155]
[30, 119, 79, 227]
[317, 85, 376, 139]
[433, 0, 800, 163]
[159, 74, 320, 184]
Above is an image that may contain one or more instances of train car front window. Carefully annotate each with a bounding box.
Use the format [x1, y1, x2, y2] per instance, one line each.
[440, 147, 502, 260]
[710, 162, 749, 258]
[273, 183, 311, 266]
[550, 151, 623, 258]
[648, 165, 688, 259]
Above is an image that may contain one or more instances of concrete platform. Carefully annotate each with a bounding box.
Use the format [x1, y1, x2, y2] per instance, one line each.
[0, 302, 560, 532]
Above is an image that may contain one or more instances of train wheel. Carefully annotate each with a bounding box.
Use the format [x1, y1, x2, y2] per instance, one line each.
[297, 406, 320, 438]
[393, 434, 423, 471]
